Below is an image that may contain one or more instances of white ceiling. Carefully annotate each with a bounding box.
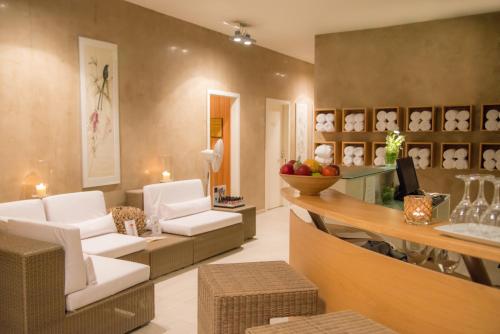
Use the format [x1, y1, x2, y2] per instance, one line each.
[125, 0, 500, 63]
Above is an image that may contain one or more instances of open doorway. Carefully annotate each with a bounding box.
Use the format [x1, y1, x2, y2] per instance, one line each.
[206, 90, 240, 196]
[265, 98, 291, 210]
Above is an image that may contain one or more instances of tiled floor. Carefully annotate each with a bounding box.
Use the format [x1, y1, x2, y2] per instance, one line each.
[133, 206, 290, 334]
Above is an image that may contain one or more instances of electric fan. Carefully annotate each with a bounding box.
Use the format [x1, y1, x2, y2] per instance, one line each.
[200, 139, 224, 195]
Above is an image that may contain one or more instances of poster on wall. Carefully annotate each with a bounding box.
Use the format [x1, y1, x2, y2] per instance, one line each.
[295, 102, 309, 161]
[79, 37, 120, 188]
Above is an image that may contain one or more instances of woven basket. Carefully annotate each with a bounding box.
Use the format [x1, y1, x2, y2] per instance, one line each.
[109, 206, 147, 236]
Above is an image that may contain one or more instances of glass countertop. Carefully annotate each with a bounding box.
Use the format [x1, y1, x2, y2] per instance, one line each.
[340, 166, 396, 179]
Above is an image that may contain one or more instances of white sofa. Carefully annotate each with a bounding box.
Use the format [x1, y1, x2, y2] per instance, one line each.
[143, 179, 242, 236]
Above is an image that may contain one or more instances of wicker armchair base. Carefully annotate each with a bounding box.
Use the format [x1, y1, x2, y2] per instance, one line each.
[198, 261, 318, 334]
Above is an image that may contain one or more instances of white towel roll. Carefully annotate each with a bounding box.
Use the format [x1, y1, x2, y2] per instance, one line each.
[484, 159, 496, 171]
[409, 121, 420, 132]
[419, 120, 432, 131]
[354, 122, 364, 132]
[386, 111, 397, 122]
[455, 159, 468, 170]
[345, 114, 355, 123]
[408, 148, 420, 158]
[315, 122, 324, 132]
[443, 149, 455, 160]
[354, 113, 365, 122]
[353, 156, 364, 166]
[354, 147, 364, 157]
[443, 159, 455, 169]
[419, 158, 429, 169]
[377, 111, 387, 121]
[483, 149, 495, 161]
[386, 121, 398, 131]
[454, 148, 468, 159]
[457, 120, 469, 131]
[457, 110, 470, 121]
[495, 149, 500, 162]
[485, 120, 497, 131]
[326, 113, 334, 122]
[412, 157, 420, 168]
[324, 122, 335, 132]
[444, 120, 457, 131]
[315, 145, 333, 158]
[376, 121, 386, 131]
[418, 148, 430, 159]
[445, 110, 457, 121]
[420, 110, 432, 121]
[410, 111, 421, 121]
[344, 122, 354, 132]
[375, 147, 386, 157]
[486, 109, 499, 120]
[343, 155, 353, 166]
[344, 146, 354, 156]
[315, 156, 333, 165]
[374, 156, 385, 166]
[316, 114, 326, 123]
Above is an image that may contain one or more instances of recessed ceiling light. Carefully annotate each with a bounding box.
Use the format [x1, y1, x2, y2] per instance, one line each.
[181, 49, 189, 54]
[169, 46, 178, 51]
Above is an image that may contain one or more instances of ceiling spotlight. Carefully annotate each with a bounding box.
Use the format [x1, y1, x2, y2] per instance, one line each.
[232, 31, 242, 43]
[227, 22, 256, 46]
[243, 34, 255, 46]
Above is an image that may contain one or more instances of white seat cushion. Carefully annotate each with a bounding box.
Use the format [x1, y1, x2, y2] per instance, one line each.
[43, 191, 106, 223]
[81, 233, 146, 258]
[0, 199, 47, 221]
[160, 210, 242, 236]
[66, 255, 150, 311]
[71, 213, 117, 239]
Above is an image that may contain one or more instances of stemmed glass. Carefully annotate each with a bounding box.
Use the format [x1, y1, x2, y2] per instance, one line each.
[464, 174, 491, 226]
[479, 177, 500, 232]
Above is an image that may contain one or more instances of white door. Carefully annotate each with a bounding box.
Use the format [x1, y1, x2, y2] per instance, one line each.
[265, 99, 290, 210]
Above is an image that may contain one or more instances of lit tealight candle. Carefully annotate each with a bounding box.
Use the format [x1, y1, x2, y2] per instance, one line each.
[35, 183, 47, 198]
[161, 170, 171, 182]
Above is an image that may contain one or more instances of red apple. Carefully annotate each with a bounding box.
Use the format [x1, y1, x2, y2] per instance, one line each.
[280, 163, 295, 175]
[330, 164, 340, 176]
[321, 165, 340, 176]
[295, 164, 312, 176]
[287, 160, 296, 166]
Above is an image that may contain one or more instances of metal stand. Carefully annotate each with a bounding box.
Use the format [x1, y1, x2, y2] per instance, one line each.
[462, 255, 492, 286]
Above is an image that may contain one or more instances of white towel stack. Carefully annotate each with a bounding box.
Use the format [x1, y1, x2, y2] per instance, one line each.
[442, 148, 468, 169]
[408, 147, 431, 169]
[482, 149, 500, 171]
[344, 113, 365, 132]
[408, 110, 432, 132]
[343, 146, 364, 166]
[375, 110, 398, 131]
[316, 113, 335, 132]
[373, 146, 386, 166]
[484, 109, 500, 131]
[444, 109, 470, 131]
[314, 144, 334, 165]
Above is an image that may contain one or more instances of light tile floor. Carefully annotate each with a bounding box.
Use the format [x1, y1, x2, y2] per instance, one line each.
[134, 206, 290, 334]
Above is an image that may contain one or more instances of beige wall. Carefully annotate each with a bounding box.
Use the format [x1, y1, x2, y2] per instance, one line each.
[0, 0, 314, 209]
[315, 12, 500, 208]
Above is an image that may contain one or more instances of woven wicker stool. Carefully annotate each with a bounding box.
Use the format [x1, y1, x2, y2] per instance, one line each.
[245, 310, 397, 334]
[198, 261, 318, 334]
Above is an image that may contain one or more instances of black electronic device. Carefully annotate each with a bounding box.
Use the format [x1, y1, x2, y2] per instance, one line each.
[395, 157, 423, 201]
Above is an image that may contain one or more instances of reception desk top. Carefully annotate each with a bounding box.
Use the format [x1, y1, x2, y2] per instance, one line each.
[281, 187, 500, 263]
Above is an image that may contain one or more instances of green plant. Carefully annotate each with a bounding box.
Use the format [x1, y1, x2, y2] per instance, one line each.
[385, 130, 405, 153]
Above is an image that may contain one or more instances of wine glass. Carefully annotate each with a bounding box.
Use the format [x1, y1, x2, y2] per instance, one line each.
[479, 177, 500, 232]
[464, 174, 491, 226]
[449, 174, 473, 224]
[403, 241, 432, 265]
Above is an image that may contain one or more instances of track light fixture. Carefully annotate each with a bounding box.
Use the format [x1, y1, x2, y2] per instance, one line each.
[225, 21, 256, 46]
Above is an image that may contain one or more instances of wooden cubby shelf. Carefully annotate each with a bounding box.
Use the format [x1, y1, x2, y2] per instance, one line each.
[440, 143, 471, 170]
[479, 142, 500, 171]
[373, 107, 400, 133]
[480, 104, 500, 132]
[441, 105, 473, 132]
[372, 141, 386, 166]
[404, 142, 434, 169]
[405, 106, 436, 132]
[341, 141, 368, 166]
[342, 108, 368, 133]
[314, 108, 338, 133]
[313, 141, 337, 165]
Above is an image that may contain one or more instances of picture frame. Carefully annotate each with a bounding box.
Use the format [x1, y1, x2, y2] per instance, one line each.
[124, 220, 139, 237]
[79, 37, 121, 188]
[295, 102, 309, 160]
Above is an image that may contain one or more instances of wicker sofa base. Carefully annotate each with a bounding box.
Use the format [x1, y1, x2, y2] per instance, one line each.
[193, 223, 244, 263]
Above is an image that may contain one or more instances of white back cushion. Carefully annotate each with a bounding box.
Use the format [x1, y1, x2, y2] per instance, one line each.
[143, 179, 205, 218]
[0, 199, 47, 221]
[160, 196, 211, 220]
[6, 219, 87, 295]
[43, 191, 106, 223]
[71, 213, 117, 239]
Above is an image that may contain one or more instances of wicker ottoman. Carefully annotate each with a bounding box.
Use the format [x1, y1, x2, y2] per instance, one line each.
[198, 261, 318, 334]
[245, 311, 397, 334]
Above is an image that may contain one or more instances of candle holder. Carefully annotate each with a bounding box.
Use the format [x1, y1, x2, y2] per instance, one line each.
[404, 195, 432, 225]
[159, 155, 173, 183]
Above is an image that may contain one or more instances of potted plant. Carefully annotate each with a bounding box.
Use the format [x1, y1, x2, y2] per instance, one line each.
[385, 130, 405, 166]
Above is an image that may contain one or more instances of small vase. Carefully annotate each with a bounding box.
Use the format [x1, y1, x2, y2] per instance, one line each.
[385, 149, 398, 167]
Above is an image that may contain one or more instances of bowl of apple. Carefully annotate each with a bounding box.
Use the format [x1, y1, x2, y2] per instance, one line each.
[279, 159, 341, 195]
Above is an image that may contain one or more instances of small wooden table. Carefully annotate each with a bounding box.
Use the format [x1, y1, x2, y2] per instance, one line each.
[213, 205, 256, 240]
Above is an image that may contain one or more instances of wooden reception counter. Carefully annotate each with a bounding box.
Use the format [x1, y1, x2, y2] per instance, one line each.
[282, 187, 500, 334]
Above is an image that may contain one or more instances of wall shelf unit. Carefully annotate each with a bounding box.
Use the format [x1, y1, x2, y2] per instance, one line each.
[314, 108, 338, 134]
[341, 141, 368, 166]
[313, 141, 337, 165]
[405, 106, 436, 132]
[479, 142, 500, 171]
[404, 142, 434, 169]
[441, 105, 473, 132]
[480, 104, 500, 132]
[342, 108, 368, 133]
[373, 107, 400, 132]
[440, 143, 471, 170]
[372, 141, 386, 166]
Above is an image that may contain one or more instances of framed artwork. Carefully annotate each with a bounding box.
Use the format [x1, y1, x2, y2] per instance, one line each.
[79, 37, 120, 188]
[295, 102, 309, 161]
